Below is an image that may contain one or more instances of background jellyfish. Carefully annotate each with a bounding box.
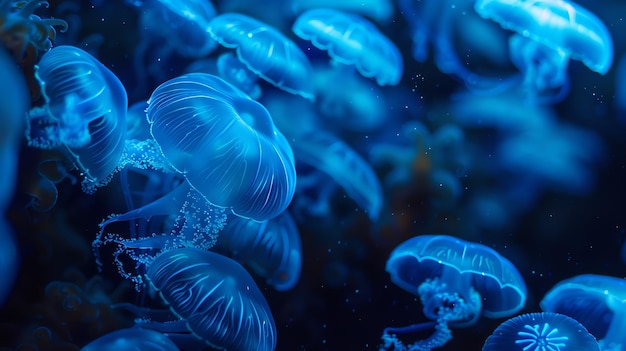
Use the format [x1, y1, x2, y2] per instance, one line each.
[27, 45, 128, 192]
[208, 12, 315, 100]
[540, 274, 626, 351]
[473, 0, 614, 101]
[380, 234, 527, 351]
[214, 211, 303, 291]
[482, 312, 600, 351]
[81, 327, 179, 351]
[120, 248, 277, 351]
[292, 8, 403, 86]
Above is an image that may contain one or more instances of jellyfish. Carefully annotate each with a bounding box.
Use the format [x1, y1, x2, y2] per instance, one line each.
[292, 8, 403, 86]
[482, 312, 600, 351]
[0, 0, 68, 100]
[214, 211, 302, 291]
[117, 248, 277, 351]
[208, 13, 315, 100]
[0, 45, 28, 306]
[26, 45, 128, 191]
[145, 73, 296, 221]
[380, 234, 527, 351]
[216, 52, 262, 99]
[540, 274, 626, 351]
[473, 0, 613, 101]
[81, 328, 179, 351]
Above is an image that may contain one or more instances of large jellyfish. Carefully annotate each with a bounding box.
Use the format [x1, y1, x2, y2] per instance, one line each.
[26, 45, 128, 191]
[118, 248, 277, 351]
[380, 235, 527, 351]
[208, 13, 315, 100]
[0, 46, 28, 306]
[540, 274, 626, 351]
[214, 211, 302, 291]
[474, 0, 613, 101]
[483, 312, 600, 351]
[292, 8, 403, 86]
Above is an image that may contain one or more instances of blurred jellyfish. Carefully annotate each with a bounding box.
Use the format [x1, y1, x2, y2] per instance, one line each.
[118, 248, 277, 351]
[380, 235, 526, 351]
[482, 312, 600, 351]
[292, 130, 382, 221]
[0, 0, 68, 100]
[81, 328, 179, 351]
[292, 8, 403, 86]
[616, 54, 626, 118]
[214, 211, 302, 291]
[208, 13, 315, 100]
[217, 52, 262, 99]
[540, 274, 626, 351]
[474, 0, 613, 101]
[27, 45, 128, 191]
[0, 46, 28, 306]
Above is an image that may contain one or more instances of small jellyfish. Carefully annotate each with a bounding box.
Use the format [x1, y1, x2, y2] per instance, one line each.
[380, 234, 526, 351]
[483, 312, 600, 351]
[81, 328, 179, 351]
[214, 211, 302, 291]
[540, 274, 626, 351]
[120, 248, 277, 351]
[27, 45, 128, 190]
[292, 8, 403, 86]
[474, 0, 613, 100]
[208, 13, 315, 100]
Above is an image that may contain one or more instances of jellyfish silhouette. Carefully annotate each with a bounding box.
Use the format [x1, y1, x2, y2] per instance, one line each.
[208, 13, 315, 100]
[292, 8, 403, 86]
[81, 327, 179, 351]
[118, 248, 277, 351]
[0, 45, 28, 306]
[214, 211, 302, 291]
[27, 45, 128, 190]
[540, 274, 626, 351]
[474, 0, 613, 101]
[380, 234, 527, 351]
[482, 312, 600, 351]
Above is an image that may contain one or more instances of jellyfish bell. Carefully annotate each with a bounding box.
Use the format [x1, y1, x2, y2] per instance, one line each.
[482, 312, 600, 351]
[81, 327, 179, 351]
[292, 8, 403, 86]
[380, 234, 527, 351]
[208, 13, 315, 101]
[26, 45, 128, 191]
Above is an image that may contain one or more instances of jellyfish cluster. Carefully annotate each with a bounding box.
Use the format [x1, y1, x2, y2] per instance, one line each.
[1, 0, 625, 350]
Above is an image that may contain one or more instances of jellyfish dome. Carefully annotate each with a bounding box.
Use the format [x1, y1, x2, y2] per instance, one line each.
[540, 274, 626, 351]
[214, 211, 302, 291]
[474, 0, 613, 75]
[146, 73, 296, 221]
[380, 234, 526, 351]
[27, 45, 128, 188]
[292, 8, 403, 86]
[208, 13, 315, 100]
[140, 248, 277, 351]
[81, 327, 179, 351]
[483, 312, 600, 351]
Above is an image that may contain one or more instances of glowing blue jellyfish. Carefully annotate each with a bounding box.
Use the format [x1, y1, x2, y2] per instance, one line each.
[146, 73, 296, 221]
[124, 248, 277, 351]
[474, 0, 613, 100]
[483, 312, 600, 351]
[214, 211, 302, 291]
[27, 45, 128, 191]
[81, 328, 179, 351]
[292, 130, 382, 221]
[540, 274, 626, 351]
[292, 8, 403, 86]
[0, 45, 29, 306]
[138, 0, 217, 59]
[208, 13, 315, 100]
[380, 235, 527, 351]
